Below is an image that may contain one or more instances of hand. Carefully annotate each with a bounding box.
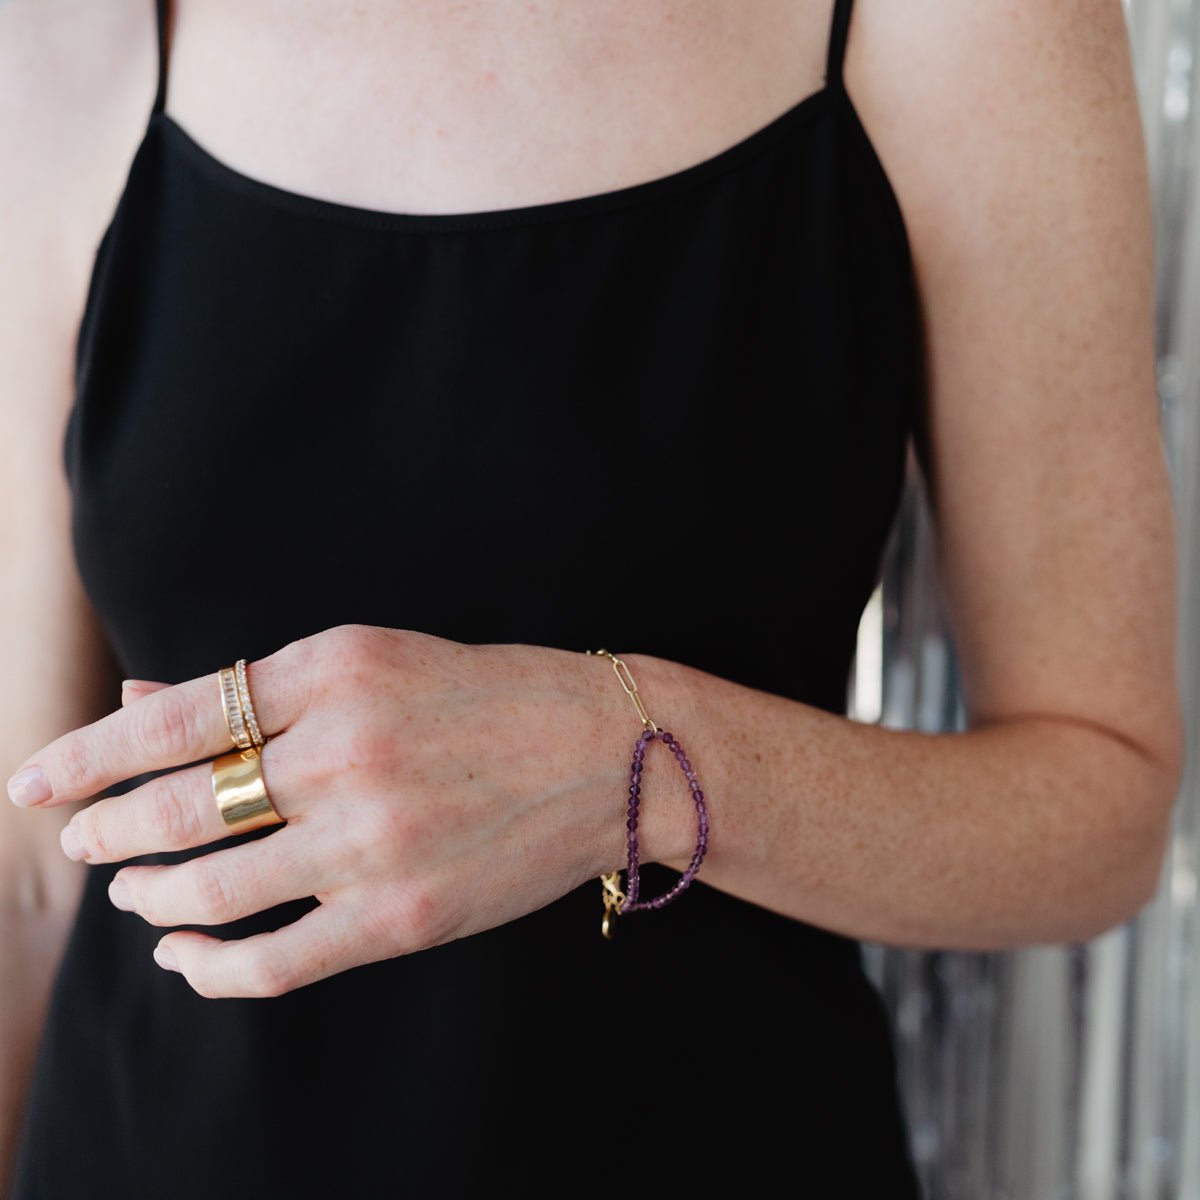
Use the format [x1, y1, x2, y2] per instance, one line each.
[5, 625, 693, 998]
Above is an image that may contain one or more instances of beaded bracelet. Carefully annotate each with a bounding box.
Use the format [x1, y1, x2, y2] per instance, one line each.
[585, 648, 711, 938]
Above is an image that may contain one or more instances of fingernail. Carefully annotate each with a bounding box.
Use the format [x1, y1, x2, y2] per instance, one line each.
[154, 943, 179, 972]
[60, 821, 87, 861]
[7, 766, 51, 807]
[108, 875, 134, 911]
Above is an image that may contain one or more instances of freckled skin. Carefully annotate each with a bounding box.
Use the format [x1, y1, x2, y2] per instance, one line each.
[0, 0, 1182, 1011]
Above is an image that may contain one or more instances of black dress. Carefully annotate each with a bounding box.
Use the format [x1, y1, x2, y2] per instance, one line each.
[11, 0, 925, 1194]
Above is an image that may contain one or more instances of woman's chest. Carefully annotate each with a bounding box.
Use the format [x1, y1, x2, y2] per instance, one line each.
[162, 0, 834, 216]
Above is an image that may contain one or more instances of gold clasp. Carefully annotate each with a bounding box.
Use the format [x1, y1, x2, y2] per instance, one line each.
[586, 648, 655, 939]
[600, 870, 626, 939]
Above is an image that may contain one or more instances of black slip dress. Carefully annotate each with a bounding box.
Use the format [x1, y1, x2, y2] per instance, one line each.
[11, 0, 925, 1194]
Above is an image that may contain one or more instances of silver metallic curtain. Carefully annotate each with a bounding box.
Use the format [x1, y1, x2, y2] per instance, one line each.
[847, 3, 1200, 1195]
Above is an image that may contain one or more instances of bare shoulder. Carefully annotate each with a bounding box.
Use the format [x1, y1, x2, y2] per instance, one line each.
[0, 0, 158, 306]
[844, 0, 1146, 257]
[0, 0, 156, 483]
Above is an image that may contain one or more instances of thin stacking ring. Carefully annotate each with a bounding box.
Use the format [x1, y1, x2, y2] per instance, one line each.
[218, 659, 265, 750]
[218, 665, 252, 750]
[234, 658, 266, 747]
[211, 746, 284, 834]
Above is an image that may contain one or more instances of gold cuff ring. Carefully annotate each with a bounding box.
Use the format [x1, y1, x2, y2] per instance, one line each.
[211, 745, 284, 835]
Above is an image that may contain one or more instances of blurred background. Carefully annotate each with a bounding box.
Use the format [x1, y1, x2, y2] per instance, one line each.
[847, 2, 1199, 1195]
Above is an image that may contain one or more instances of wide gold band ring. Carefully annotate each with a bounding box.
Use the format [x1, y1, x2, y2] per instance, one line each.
[218, 659, 266, 751]
[211, 746, 284, 834]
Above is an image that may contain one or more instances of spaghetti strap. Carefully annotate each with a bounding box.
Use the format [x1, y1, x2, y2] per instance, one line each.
[152, 0, 171, 114]
[825, 0, 854, 91]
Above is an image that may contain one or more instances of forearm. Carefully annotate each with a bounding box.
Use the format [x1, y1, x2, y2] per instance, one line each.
[627, 653, 1178, 950]
[0, 864, 84, 1197]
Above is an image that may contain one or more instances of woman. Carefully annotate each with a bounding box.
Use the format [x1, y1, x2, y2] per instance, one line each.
[1, 0, 1182, 1195]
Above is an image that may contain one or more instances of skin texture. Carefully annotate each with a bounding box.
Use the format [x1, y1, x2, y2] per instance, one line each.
[9, 630, 694, 996]
[0, 0, 1184, 1024]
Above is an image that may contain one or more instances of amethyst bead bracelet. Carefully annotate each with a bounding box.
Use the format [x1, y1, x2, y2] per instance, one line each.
[620, 726, 710, 911]
[585, 648, 711, 938]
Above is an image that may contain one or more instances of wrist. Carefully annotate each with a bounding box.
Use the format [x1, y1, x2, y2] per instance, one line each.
[587, 650, 704, 874]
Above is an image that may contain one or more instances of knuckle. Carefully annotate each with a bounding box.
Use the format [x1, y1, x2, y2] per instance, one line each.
[57, 738, 96, 797]
[190, 977, 225, 1001]
[243, 952, 295, 998]
[149, 774, 203, 846]
[78, 811, 111, 861]
[402, 885, 442, 947]
[323, 624, 382, 683]
[338, 726, 396, 773]
[371, 880, 446, 952]
[192, 860, 240, 924]
[262, 637, 317, 714]
[334, 796, 411, 872]
[135, 689, 200, 761]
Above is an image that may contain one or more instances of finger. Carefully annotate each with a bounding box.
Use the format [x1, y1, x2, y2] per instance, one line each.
[153, 899, 373, 999]
[8, 644, 309, 809]
[60, 737, 296, 864]
[109, 824, 323, 928]
[122, 679, 171, 705]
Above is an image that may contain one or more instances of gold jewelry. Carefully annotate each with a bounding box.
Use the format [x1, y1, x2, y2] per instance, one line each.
[218, 665, 253, 750]
[584, 648, 711, 938]
[211, 746, 284, 834]
[587, 648, 654, 940]
[218, 659, 266, 750]
[233, 658, 266, 747]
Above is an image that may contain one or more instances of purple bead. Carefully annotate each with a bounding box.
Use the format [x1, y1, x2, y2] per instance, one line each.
[606, 715, 712, 919]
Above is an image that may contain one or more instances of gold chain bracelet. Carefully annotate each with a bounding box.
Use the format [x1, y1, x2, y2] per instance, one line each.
[585, 649, 711, 938]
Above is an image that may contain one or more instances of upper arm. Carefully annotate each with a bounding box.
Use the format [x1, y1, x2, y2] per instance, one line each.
[847, 2, 1184, 791]
[0, 0, 155, 908]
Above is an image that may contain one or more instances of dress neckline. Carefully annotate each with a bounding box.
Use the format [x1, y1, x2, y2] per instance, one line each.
[151, 83, 836, 234]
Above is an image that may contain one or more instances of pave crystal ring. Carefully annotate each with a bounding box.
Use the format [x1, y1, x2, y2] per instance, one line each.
[218, 659, 265, 751]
